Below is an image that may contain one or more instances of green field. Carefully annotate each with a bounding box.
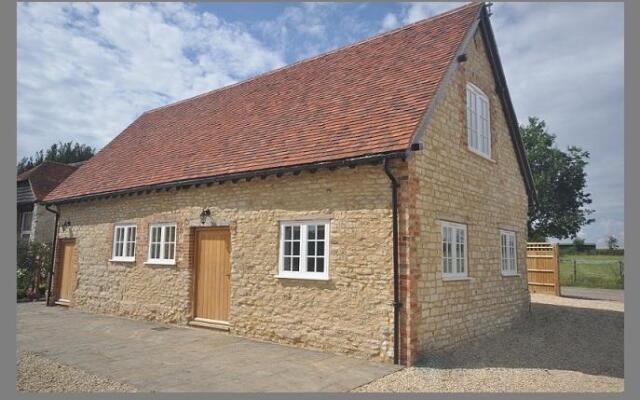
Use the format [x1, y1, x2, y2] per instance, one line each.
[559, 255, 624, 289]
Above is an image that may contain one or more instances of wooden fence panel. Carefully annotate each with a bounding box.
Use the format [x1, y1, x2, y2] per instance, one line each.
[526, 242, 560, 296]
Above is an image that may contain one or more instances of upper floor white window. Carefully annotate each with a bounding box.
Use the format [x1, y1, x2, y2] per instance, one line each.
[148, 223, 176, 264]
[278, 220, 330, 280]
[466, 82, 491, 158]
[441, 221, 467, 279]
[500, 230, 517, 275]
[112, 224, 137, 261]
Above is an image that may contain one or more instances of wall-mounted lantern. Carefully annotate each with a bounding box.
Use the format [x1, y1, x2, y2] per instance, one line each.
[61, 220, 72, 231]
[200, 208, 211, 225]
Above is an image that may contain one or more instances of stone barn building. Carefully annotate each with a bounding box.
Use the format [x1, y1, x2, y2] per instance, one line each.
[44, 3, 535, 366]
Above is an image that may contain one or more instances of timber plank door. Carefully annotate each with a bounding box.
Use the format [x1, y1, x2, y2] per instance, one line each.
[56, 239, 76, 305]
[192, 227, 231, 330]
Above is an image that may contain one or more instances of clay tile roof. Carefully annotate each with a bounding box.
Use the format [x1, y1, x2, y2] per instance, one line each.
[45, 2, 483, 202]
[17, 161, 79, 201]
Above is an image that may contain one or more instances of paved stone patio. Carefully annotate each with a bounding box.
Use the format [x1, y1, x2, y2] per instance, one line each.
[17, 303, 400, 392]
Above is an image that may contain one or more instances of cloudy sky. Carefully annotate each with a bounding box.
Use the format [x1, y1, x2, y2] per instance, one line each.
[17, 2, 624, 247]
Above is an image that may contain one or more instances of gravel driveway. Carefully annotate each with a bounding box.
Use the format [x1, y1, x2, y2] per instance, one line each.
[355, 294, 623, 392]
[17, 352, 136, 393]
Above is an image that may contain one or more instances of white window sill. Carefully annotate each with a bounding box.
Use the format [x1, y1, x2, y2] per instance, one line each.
[144, 260, 176, 266]
[501, 273, 520, 277]
[274, 274, 330, 281]
[109, 258, 136, 263]
[442, 276, 472, 282]
[467, 146, 494, 162]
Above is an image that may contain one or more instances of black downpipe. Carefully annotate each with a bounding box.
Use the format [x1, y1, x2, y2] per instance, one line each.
[383, 158, 402, 365]
[44, 203, 59, 306]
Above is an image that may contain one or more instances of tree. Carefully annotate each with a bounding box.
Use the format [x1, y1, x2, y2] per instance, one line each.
[607, 235, 619, 250]
[521, 117, 594, 241]
[17, 141, 95, 174]
[573, 237, 586, 247]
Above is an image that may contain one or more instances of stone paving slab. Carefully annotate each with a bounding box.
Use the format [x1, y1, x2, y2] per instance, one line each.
[17, 302, 400, 392]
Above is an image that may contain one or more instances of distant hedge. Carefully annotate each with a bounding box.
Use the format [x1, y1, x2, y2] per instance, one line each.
[560, 247, 624, 256]
[593, 249, 625, 256]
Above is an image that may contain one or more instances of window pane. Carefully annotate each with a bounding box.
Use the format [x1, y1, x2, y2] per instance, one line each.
[307, 257, 315, 272]
[284, 257, 291, 271]
[317, 225, 325, 239]
[166, 243, 175, 260]
[284, 226, 291, 240]
[316, 257, 324, 272]
[126, 242, 134, 257]
[308, 241, 315, 256]
[308, 225, 316, 240]
[293, 226, 300, 240]
[316, 241, 324, 256]
[293, 241, 300, 256]
[292, 257, 299, 271]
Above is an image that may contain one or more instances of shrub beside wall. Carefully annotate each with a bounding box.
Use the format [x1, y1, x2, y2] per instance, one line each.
[17, 239, 52, 300]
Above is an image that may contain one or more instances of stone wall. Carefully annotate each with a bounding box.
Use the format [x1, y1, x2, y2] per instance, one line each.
[402, 29, 530, 363]
[31, 203, 56, 244]
[55, 165, 396, 362]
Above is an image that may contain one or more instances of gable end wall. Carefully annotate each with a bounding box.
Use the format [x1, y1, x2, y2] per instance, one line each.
[406, 29, 530, 361]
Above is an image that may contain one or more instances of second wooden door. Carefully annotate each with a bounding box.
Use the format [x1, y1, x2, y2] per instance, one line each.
[56, 239, 76, 305]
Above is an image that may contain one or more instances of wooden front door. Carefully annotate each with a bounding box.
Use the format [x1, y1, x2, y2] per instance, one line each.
[193, 228, 231, 327]
[56, 240, 76, 304]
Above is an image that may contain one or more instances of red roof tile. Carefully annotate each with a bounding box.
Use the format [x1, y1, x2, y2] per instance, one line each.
[17, 161, 79, 201]
[45, 3, 482, 202]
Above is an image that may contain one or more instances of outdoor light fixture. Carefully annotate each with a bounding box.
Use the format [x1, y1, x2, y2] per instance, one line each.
[61, 220, 72, 231]
[200, 208, 211, 224]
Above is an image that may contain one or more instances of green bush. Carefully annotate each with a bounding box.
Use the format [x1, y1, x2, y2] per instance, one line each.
[17, 239, 52, 300]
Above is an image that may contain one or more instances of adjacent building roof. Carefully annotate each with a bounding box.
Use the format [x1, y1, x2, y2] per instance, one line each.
[45, 3, 534, 203]
[17, 161, 79, 203]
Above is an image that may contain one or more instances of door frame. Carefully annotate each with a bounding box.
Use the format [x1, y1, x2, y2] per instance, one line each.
[190, 226, 232, 330]
[54, 238, 77, 306]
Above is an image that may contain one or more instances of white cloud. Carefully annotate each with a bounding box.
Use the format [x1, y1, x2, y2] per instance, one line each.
[380, 2, 464, 31]
[382, 13, 399, 31]
[255, 2, 374, 61]
[403, 2, 465, 24]
[17, 2, 284, 159]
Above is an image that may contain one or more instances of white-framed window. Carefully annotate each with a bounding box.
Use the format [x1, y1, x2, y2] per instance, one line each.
[112, 224, 137, 261]
[500, 230, 517, 275]
[466, 82, 491, 158]
[19, 211, 32, 240]
[441, 221, 468, 279]
[147, 223, 177, 264]
[278, 220, 330, 280]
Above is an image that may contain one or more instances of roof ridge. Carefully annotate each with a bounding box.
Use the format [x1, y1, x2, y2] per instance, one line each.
[144, 2, 482, 115]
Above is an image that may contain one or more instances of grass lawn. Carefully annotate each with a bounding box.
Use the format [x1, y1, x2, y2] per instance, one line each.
[559, 255, 624, 289]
